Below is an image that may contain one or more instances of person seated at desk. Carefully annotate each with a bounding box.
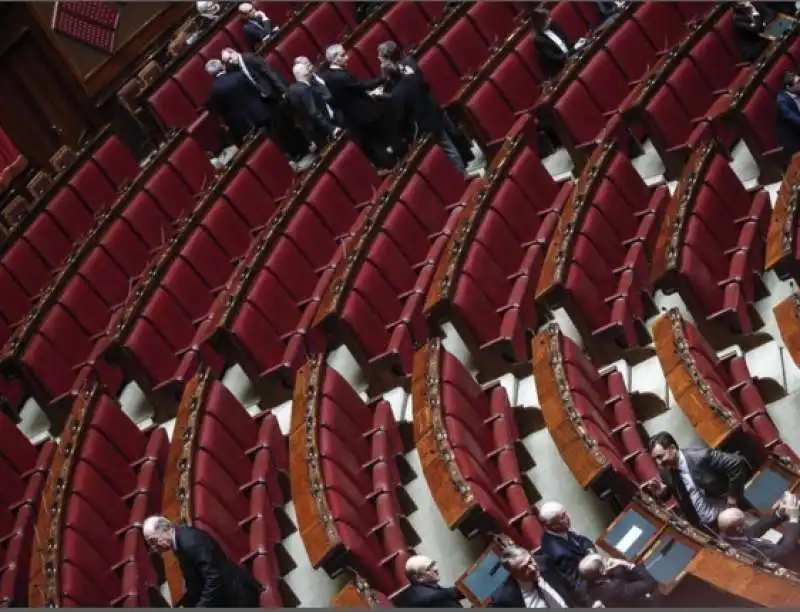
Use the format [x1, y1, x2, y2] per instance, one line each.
[717, 492, 800, 565]
[402, 555, 465, 607]
[646, 431, 751, 531]
[531, 7, 587, 78]
[733, 1, 768, 63]
[578, 554, 660, 608]
[539, 501, 597, 607]
[488, 545, 572, 608]
[777, 71, 800, 159]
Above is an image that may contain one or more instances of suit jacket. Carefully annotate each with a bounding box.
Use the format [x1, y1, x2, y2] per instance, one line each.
[174, 525, 262, 607]
[207, 71, 270, 144]
[588, 564, 659, 607]
[777, 90, 800, 157]
[534, 22, 573, 77]
[656, 448, 750, 528]
[724, 512, 800, 564]
[488, 558, 572, 609]
[733, 10, 767, 63]
[235, 53, 287, 102]
[401, 583, 464, 607]
[242, 16, 274, 47]
[318, 66, 385, 129]
[540, 530, 596, 606]
[287, 80, 337, 141]
[384, 57, 447, 136]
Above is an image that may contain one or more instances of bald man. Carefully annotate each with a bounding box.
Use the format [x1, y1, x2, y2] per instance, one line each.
[717, 495, 800, 565]
[538, 501, 596, 606]
[143, 516, 262, 607]
[402, 555, 464, 607]
[578, 554, 659, 607]
[287, 60, 340, 149]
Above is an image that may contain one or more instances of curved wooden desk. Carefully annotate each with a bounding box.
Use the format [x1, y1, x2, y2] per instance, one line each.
[765, 153, 800, 276]
[653, 308, 741, 449]
[410, 339, 479, 530]
[599, 496, 800, 606]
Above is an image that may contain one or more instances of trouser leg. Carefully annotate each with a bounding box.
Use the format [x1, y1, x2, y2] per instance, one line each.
[438, 129, 466, 175]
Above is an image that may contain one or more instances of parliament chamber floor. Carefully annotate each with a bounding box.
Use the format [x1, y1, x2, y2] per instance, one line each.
[2, 0, 800, 607]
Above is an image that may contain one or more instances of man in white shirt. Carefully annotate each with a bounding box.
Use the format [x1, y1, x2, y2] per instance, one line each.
[488, 545, 572, 608]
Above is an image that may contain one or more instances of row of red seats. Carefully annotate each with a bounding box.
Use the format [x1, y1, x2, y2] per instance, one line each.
[536, 325, 660, 502]
[317, 143, 469, 385]
[419, 2, 525, 108]
[0, 135, 139, 349]
[423, 340, 544, 548]
[81, 138, 291, 412]
[172, 376, 288, 605]
[1, 137, 215, 423]
[30, 390, 168, 606]
[654, 145, 770, 335]
[429, 115, 571, 374]
[545, 1, 711, 162]
[292, 358, 411, 596]
[656, 310, 799, 464]
[194, 141, 377, 402]
[461, 1, 607, 150]
[191, 0, 478, 399]
[631, 6, 746, 175]
[703, 30, 800, 176]
[537, 145, 667, 354]
[0, 413, 54, 606]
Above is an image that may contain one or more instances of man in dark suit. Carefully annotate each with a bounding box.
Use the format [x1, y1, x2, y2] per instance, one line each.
[401, 555, 464, 607]
[646, 431, 751, 530]
[287, 59, 341, 150]
[778, 71, 800, 159]
[488, 545, 572, 607]
[377, 40, 483, 177]
[531, 8, 587, 78]
[205, 59, 271, 146]
[732, 2, 767, 63]
[538, 501, 597, 606]
[320, 43, 399, 173]
[238, 2, 278, 48]
[717, 492, 800, 565]
[143, 515, 262, 607]
[219, 48, 314, 170]
[578, 553, 660, 607]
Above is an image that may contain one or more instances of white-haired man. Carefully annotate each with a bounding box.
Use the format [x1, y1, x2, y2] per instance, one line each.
[320, 44, 398, 173]
[538, 501, 596, 606]
[238, 2, 277, 47]
[402, 555, 464, 607]
[488, 545, 571, 608]
[143, 516, 262, 607]
[578, 553, 659, 607]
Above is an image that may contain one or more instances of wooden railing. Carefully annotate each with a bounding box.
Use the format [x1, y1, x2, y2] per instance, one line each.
[28, 379, 102, 607]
